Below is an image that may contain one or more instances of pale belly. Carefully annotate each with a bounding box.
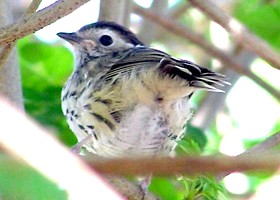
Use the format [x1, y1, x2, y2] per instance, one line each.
[64, 99, 190, 157]
[62, 69, 193, 157]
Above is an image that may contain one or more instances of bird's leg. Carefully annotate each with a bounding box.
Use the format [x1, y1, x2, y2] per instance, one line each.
[139, 174, 152, 199]
[71, 134, 93, 154]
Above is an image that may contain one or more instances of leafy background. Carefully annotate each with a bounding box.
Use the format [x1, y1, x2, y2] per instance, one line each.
[1, 0, 280, 199]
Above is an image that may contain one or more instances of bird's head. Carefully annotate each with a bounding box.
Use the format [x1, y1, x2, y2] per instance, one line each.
[57, 21, 144, 64]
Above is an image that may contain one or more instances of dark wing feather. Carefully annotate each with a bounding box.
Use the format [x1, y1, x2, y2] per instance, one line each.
[159, 57, 229, 92]
[104, 47, 164, 81]
[104, 46, 229, 91]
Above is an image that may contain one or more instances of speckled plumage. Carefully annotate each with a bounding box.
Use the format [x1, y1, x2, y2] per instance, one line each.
[58, 21, 227, 157]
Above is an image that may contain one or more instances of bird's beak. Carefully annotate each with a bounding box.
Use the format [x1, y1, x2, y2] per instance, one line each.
[57, 32, 82, 44]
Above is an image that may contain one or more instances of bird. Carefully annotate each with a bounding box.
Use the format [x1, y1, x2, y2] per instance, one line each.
[57, 21, 228, 158]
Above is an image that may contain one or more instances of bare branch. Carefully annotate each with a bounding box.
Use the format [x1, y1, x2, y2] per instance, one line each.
[188, 0, 280, 71]
[133, 5, 280, 100]
[0, 0, 23, 109]
[241, 131, 280, 156]
[0, 0, 42, 69]
[169, 2, 190, 19]
[25, 0, 42, 15]
[122, 0, 133, 27]
[99, 0, 131, 26]
[138, 0, 168, 45]
[0, 0, 90, 45]
[88, 152, 280, 177]
[89, 131, 280, 178]
[0, 43, 14, 68]
[216, 131, 280, 181]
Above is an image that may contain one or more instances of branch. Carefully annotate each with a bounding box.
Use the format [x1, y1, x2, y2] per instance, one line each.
[188, 0, 280, 71]
[0, 44, 14, 69]
[0, 0, 42, 69]
[169, 2, 191, 19]
[133, 5, 280, 101]
[0, 0, 24, 109]
[88, 152, 280, 177]
[241, 131, 280, 156]
[25, 0, 43, 15]
[99, 0, 131, 26]
[0, 96, 123, 200]
[87, 132, 280, 178]
[138, 0, 168, 45]
[0, 0, 90, 45]
[216, 131, 280, 181]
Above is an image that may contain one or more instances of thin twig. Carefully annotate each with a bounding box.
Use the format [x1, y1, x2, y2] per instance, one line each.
[0, 0, 42, 69]
[188, 0, 280, 71]
[216, 131, 280, 181]
[133, 5, 280, 100]
[25, 0, 42, 15]
[240, 131, 280, 156]
[0, 0, 90, 45]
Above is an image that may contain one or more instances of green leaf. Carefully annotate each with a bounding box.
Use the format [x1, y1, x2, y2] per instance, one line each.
[18, 37, 73, 90]
[181, 176, 227, 200]
[149, 177, 182, 200]
[176, 124, 207, 155]
[17, 37, 76, 146]
[185, 124, 207, 149]
[234, 0, 280, 50]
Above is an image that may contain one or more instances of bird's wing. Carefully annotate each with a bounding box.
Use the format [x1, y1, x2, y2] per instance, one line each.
[103, 46, 229, 92]
[102, 46, 164, 81]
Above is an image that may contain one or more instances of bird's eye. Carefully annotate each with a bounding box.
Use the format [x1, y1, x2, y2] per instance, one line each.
[99, 35, 113, 46]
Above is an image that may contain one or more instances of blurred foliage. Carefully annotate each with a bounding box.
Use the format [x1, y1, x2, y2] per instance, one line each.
[18, 36, 77, 146]
[234, 0, 280, 50]
[0, 154, 67, 200]
[176, 124, 207, 155]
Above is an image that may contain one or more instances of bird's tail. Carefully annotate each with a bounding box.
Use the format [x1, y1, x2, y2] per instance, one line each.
[159, 58, 230, 92]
